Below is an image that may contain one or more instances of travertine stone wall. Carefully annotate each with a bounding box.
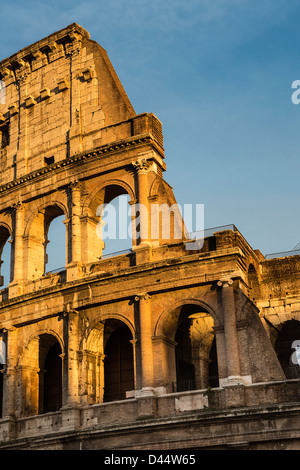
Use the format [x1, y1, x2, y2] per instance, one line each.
[0, 23, 136, 184]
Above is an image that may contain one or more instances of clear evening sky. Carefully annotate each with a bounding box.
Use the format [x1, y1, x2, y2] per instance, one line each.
[1, 0, 300, 265]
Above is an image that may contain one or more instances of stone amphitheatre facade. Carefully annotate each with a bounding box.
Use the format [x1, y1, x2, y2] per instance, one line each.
[0, 23, 299, 450]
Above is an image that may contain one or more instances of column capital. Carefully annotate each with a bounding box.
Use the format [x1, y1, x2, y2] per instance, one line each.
[63, 303, 79, 316]
[3, 326, 17, 333]
[69, 180, 82, 190]
[12, 201, 24, 212]
[135, 292, 151, 302]
[217, 277, 233, 287]
[132, 157, 151, 174]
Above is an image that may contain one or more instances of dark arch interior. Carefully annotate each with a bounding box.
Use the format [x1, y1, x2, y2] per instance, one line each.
[39, 334, 62, 413]
[275, 320, 300, 379]
[174, 305, 218, 392]
[103, 184, 128, 204]
[175, 315, 196, 391]
[103, 321, 134, 402]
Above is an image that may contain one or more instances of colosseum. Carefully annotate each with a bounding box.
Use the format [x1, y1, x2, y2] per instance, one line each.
[0, 23, 299, 450]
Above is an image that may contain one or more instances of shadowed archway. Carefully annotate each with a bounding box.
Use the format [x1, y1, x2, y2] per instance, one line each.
[275, 320, 300, 379]
[39, 334, 63, 413]
[103, 320, 134, 402]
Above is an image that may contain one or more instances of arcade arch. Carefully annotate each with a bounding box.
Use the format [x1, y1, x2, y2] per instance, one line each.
[103, 319, 135, 402]
[82, 182, 136, 263]
[39, 334, 63, 413]
[154, 301, 219, 392]
[18, 332, 63, 416]
[25, 203, 67, 279]
[81, 317, 135, 404]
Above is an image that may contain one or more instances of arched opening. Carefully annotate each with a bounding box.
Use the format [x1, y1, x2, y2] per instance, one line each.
[44, 207, 66, 274]
[27, 204, 67, 279]
[174, 304, 218, 392]
[275, 320, 300, 379]
[85, 184, 134, 263]
[100, 193, 132, 256]
[175, 316, 196, 392]
[39, 334, 62, 413]
[103, 320, 134, 402]
[0, 226, 11, 288]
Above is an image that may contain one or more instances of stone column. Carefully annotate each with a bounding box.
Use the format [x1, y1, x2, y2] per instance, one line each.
[132, 157, 151, 247]
[67, 181, 82, 281]
[132, 157, 153, 264]
[61, 306, 81, 431]
[63, 307, 80, 407]
[11, 202, 24, 294]
[21, 364, 40, 416]
[135, 293, 154, 393]
[213, 325, 227, 382]
[151, 335, 176, 393]
[218, 278, 243, 386]
[79, 350, 105, 405]
[3, 327, 17, 418]
[96, 353, 105, 404]
[70, 181, 82, 263]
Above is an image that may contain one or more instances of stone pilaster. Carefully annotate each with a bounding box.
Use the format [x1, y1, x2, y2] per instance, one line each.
[135, 293, 154, 391]
[2, 328, 17, 418]
[132, 157, 152, 264]
[67, 181, 83, 281]
[12, 202, 24, 281]
[79, 349, 105, 405]
[218, 278, 244, 386]
[151, 335, 176, 393]
[9, 202, 24, 297]
[213, 325, 227, 383]
[63, 306, 80, 407]
[132, 157, 151, 245]
[70, 181, 82, 263]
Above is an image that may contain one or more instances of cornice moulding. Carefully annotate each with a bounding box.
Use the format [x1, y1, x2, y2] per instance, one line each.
[0, 23, 90, 80]
[0, 134, 163, 196]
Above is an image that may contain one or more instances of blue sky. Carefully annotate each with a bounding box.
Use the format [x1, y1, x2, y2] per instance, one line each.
[1, 0, 300, 268]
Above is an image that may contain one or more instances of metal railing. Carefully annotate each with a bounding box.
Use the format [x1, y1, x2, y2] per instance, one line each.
[44, 267, 66, 275]
[89, 225, 238, 261]
[39, 221, 300, 268]
[265, 249, 300, 260]
[186, 224, 236, 240]
[101, 248, 132, 259]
